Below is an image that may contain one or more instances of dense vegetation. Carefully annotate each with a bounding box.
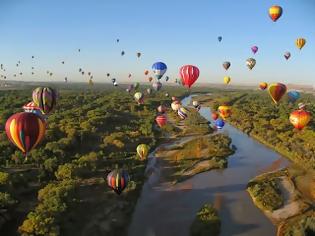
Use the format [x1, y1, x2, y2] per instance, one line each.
[197, 90, 315, 169]
[190, 203, 221, 236]
[0, 85, 188, 235]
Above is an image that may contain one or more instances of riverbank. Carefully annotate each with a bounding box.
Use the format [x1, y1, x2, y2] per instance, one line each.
[193, 93, 315, 235]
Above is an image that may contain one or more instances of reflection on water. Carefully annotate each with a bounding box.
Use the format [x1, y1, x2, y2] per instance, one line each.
[128, 95, 289, 236]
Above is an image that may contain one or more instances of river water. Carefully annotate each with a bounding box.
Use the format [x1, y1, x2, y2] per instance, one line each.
[128, 95, 289, 236]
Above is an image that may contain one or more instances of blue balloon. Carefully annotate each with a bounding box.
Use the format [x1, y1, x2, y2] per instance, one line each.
[152, 62, 167, 80]
[287, 91, 300, 103]
[218, 36, 222, 42]
[215, 119, 225, 129]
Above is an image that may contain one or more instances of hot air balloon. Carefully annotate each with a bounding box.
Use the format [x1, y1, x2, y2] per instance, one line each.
[32, 87, 57, 115]
[107, 169, 129, 195]
[218, 36, 222, 42]
[146, 88, 152, 95]
[284, 52, 291, 60]
[152, 62, 167, 80]
[224, 76, 231, 85]
[148, 77, 153, 82]
[107, 73, 110, 77]
[79, 68, 82, 72]
[144, 70, 149, 75]
[111, 78, 116, 83]
[5, 112, 46, 155]
[171, 101, 181, 112]
[171, 96, 177, 101]
[113, 82, 118, 87]
[81, 71, 85, 75]
[152, 81, 162, 91]
[32, 56, 34, 59]
[259, 82, 268, 90]
[157, 105, 166, 114]
[268, 83, 287, 104]
[287, 91, 300, 103]
[179, 65, 199, 88]
[136, 144, 149, 160]
[165, 93, 169, 97]
[165, 76, 169, 82]
[246, 58, 256, 70]
[178, 107, 188, 120]
[116, 39, 119, 43]
[137, 52, 141, 58]
[215, 119, 225, 129]
[134, 92, 144, 104]
[128, 73, 132, 78]
[269, 5, 283, 22]
[121, 51, 125, 56]
[298, 103, 306, 110]
[155, 115, 167, 127]
[88, 72, 91, 76]
[289, 110, 311, 130]
[192, 101, 201, 111]
[78, 49, 81, 52]
[218, 105, 232, 119]
[251, 46, 258, 54]
[222, 61, 231, 70]
[296, 38, 306, 50]
[62, 61, 65, 64]
[65, 77, 68, 83]
[212, 112, 219, 121]
[22, 102, 46, 120]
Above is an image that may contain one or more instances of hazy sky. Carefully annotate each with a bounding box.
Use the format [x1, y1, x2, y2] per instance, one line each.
[0, 0, 314, 85]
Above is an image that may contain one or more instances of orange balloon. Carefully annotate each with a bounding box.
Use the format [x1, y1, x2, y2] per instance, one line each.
[289, 110, 311, 130]
[269, 5, 283, 22]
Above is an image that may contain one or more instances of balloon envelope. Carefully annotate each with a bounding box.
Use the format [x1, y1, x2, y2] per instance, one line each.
[218, 105, 232, 119]
[107, 169, 129, 195]
[224, 76, 231, 85]
[136, 144, 149, 160]
[152, 62, 167, 80]
[251, 46, 258, 54]
[268, 83, 287, 104]
[5, 112, 46, 155]
[179, 65, 200, 88]
[269, 5, 283, 22]
[32, 87, 57, 115]
[156, 115, 167, 127]
[289, 110, 311, 130]
[222, 61, 231, 70]
[259, 82, 268, 90]
[284, 52, 291, 60]
[246, 58, 256, 70]
[296, 38, 306, 50]
[215, 119, 225, 129]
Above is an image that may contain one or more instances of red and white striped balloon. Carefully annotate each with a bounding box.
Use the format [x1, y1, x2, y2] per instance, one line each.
[179, 65, 200, 88]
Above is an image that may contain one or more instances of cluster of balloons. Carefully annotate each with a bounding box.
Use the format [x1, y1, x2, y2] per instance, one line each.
[5, 87, 57, 157]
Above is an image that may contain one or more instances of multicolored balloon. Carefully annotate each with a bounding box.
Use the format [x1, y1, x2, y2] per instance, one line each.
[246, 58, 256, 70]
[5, 112, 46, 155]
[222, 61, 231, 70]
[251, 46, 258, 54]
[284, 52, 291, 60]
[152, 62, 167, 80]
[287, 91, 300, 103]
[268, 83, 287, 104]
[134, 92, 144, 104]
[171, 101, 181, 112]
[32, 87, 57, 115]
[269, 5, 283, 22]
[178, 107, 188, 120]
[259, 82, 268, 90]
[155, 115, 167, 127]
[296, 38, 306, 50]
[136, 144, 149, 160]
[218, 105, 232, 120]
[22, 102, 46, 120]
[289, 110, 311, 130]
[107, 169, 129, 195]
[179, 65, 200, 88]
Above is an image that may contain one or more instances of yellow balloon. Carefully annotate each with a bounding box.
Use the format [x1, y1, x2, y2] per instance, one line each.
[136, 144, 149, 160]
[296, 38, 306, 50]
[224, 76, 231, 85]
[218, 105, 232, 120]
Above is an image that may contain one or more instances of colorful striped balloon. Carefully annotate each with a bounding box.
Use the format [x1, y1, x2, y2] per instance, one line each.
[5, 112, 46, 155]
[269, 5, 283, 22]
[32, 87, 57, 114]
[178, 107, 188, 120]
[289, 110, 311, 130]
[295, 38, 306, 50]
[107, 169, 130, 195]
[268, 83, 287, 104]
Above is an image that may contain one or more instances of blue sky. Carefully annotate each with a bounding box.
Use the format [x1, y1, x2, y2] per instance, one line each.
[0, 0, 314, 85]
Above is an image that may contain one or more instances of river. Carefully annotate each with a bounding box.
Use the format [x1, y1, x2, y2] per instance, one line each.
[128, 95, 289, 236]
